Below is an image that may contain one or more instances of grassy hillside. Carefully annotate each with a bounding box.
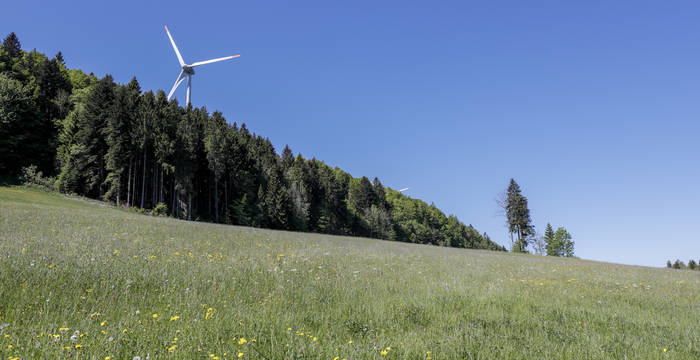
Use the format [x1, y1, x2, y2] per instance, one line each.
[0, 187, 698, 359]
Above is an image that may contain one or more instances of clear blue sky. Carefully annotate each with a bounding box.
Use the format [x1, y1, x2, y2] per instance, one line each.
[5, 1, 700, 267]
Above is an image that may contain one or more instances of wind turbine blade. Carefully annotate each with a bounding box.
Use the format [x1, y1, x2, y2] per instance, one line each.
[190, 55, 240, 67]
[398, 187, 411, 192]
[167, 70, 185, 100]
[164, 25, 185, 66]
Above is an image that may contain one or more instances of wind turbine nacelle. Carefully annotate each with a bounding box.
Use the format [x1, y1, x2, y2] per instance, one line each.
[183, 66, 195, 75]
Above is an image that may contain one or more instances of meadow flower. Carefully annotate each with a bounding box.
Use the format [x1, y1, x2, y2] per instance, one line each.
[380, 349, 388, 356]
[238, 353, 244, 358]
[238, 337, 247, 345]
[170, 315, 180, 321]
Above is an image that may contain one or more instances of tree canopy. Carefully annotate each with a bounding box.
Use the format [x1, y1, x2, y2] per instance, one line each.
[0, 32, 505, 253]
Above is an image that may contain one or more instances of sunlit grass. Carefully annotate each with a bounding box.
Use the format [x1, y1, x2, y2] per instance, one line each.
[1, 186, 698, 359]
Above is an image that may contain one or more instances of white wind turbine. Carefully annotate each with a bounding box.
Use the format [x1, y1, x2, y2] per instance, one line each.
[164, 25, 240, 107]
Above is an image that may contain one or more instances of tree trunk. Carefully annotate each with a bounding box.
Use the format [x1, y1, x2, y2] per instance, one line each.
[224, 179, 228, 221]
[126, 158, 132, 207]
[188, 192, 192, 221]
[160, 165, 164, 204]
[171, 180, 176, 217]
[140, 149, 146, 208]
[152, 162, 157, 207]
[208, 176, 212, 217]
[214, 172, 219, 223]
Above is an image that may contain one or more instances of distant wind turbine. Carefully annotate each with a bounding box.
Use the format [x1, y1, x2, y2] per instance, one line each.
[398, 187, 411, 193]
[164, 25, 240, 107]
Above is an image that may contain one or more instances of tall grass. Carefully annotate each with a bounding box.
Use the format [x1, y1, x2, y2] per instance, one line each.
[0, 186, 698, 359]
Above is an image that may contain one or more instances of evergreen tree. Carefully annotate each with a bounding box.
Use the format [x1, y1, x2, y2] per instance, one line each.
[505, 179, 534, 252]
[204, 111, 229, 222]
[2, 32, 21, 59]
[544, 223, 557, 256]
[104, 78, 139, 205]
[688, 259, 697, 270]
[281, 144, 294, 169]
[0, 73, 40, 175]
[58, 75, 114, 196]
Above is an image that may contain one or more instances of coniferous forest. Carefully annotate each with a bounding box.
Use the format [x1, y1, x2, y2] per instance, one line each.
[0, 32, 505, 251]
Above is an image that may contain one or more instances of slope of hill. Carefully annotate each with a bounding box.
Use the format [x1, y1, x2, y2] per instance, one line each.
[0, 32, 504, 252]
[1, 187, 698, 359]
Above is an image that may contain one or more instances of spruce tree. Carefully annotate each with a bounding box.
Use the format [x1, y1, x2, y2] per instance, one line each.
[544, 223, 557, 256]
[104, 78, 139, 205]
[2, 32, 21, 58]
[505, 179, 534, 252]
[0, 73, 40, 174]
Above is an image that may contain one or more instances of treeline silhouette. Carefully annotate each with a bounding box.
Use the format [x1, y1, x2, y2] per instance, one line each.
[0, 32, 504, 251]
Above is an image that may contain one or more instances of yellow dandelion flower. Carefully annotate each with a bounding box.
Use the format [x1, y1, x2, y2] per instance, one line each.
[238, 353, 244, 358]
[168, 344, 177, 352]
[105, 357, 112, 360]
[664, 348, 668, 352]
[59, 327, 69, 331]
[100, 321, 107, 326]
[75, 344, 83, 349]
[152, 314, 158, 319]
[238, 337, 247, 345]
[313, 337, 317, 341]
[170, 315, 180, 321]
[380, 349, 388, 356]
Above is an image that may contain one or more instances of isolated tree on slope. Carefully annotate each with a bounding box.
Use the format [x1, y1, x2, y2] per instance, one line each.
[544, 223, 557, 256]
[504, 179, 534, 252]
[547, 226, 574, 257]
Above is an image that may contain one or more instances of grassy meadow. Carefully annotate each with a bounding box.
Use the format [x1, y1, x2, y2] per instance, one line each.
[0, 186, 698, 359]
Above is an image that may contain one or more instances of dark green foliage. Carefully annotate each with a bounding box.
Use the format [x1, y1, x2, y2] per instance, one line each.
[104, 77, 139, 205]
[504, 179, 534, 252]
[2, 33, 21, 59]
[1, 32, 505, 252]
[0, 73, 40, 174]
[667, 259, 700, 271]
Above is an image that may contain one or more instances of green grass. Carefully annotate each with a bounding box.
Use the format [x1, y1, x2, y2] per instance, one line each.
[0, 186, 698, 359]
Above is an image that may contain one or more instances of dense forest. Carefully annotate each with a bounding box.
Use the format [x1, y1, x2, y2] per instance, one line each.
[0, 32, 505, 251]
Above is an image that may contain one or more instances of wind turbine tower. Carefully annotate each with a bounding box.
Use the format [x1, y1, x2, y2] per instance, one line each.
[164, 25, 240, 107]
